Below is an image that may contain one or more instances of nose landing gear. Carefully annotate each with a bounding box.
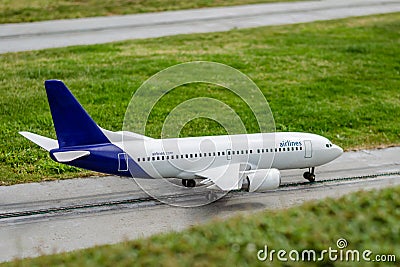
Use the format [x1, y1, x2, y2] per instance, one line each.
[303, 167, 315, 182]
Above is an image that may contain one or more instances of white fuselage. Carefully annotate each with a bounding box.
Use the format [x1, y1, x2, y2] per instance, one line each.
[111, 132, 343, 179]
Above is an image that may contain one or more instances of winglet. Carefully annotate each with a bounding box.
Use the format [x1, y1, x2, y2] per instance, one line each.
[19, 131, 58, 151]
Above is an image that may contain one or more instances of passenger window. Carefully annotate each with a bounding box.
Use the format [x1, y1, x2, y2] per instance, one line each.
[157, 156, 160, 160]
[152, 157, 155, 161]
[257, 149, 260, 153]
[147, 157, 150, 161]
[138, 158, 140, 162]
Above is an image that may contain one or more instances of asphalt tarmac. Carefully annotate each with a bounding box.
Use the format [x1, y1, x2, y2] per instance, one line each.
[0, 0, 399, 53]
[1, 147, 399, 262]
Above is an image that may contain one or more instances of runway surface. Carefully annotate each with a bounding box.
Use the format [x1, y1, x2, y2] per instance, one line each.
[1, 0, 400, 53]
[0, 146, 399, 262]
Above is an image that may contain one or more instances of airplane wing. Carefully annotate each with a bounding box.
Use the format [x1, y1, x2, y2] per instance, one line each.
[197, 163, 242, 191]
[19, 131, 58, 151]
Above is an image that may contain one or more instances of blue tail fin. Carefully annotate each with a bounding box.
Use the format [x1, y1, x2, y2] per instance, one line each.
[45, 80, 110, 148]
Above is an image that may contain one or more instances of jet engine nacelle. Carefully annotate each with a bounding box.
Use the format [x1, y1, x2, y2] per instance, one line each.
[244, 168, 281, 192]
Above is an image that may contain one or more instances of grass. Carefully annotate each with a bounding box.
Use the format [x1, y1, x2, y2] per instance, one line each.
[0, 14, 400, 185]
[3, 185, 400, 266]
[0, 0, 300, 24]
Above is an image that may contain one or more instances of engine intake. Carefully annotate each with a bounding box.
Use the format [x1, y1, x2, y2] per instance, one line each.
[243, 168, 281, 192]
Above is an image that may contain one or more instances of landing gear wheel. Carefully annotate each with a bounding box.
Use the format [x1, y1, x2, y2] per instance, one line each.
[303, 172, 315, 182]
[182, 179, 188, 187]
[303, 167, 316, 182]
[187, 179, 196, 188]
[182, 179, 196, 187]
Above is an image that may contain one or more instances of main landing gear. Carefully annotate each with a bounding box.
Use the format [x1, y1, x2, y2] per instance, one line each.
[182, 179, 196, 188]
[303, 167, 316, 182]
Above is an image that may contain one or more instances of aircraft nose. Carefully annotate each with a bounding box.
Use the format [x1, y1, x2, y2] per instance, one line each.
[332, 144, 343, 158]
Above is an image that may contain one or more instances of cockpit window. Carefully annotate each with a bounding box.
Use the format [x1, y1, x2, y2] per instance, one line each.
[326, 143, 333, 148]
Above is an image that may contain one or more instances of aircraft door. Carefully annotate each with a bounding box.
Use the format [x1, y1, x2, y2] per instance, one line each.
[118, 153, 129, 171]
[304, 140, 312, 158]
[226, 149, 232, 160]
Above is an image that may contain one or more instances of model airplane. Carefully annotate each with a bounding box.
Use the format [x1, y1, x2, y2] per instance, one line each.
[20, 80, 343, 194]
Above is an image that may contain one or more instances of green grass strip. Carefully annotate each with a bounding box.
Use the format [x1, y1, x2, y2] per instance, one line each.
[0, 14, 399, 184]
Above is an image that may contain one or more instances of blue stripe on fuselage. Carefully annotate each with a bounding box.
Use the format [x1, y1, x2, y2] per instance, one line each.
[49, 143, 151, 178]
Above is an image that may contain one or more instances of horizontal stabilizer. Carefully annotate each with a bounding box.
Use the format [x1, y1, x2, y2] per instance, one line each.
[53, 151, 90, 162]
[19, 131, 58, 151]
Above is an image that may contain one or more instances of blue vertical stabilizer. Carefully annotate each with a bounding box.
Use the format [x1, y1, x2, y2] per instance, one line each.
[45, 80, 110, 148]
